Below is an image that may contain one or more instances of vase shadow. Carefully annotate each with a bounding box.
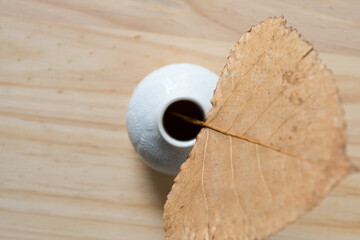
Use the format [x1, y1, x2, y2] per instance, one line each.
[143, 162, 175, 208]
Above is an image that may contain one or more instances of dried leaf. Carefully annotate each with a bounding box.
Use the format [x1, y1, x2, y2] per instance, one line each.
[164, 17, 351, 240]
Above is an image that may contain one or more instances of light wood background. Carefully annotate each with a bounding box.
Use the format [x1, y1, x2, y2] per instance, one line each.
[0, 0, 359, 239]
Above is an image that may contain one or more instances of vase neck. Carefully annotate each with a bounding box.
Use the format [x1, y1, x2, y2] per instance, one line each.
[158, 98, 205, 148]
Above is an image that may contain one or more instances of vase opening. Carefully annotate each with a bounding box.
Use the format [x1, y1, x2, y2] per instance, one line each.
[160, 99, 204, 147]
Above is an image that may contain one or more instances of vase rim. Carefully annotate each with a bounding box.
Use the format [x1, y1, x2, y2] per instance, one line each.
[158, 96, 204, 148]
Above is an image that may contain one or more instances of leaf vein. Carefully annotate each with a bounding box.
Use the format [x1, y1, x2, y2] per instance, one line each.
[202, 130, 210, 239]
[229, 136, 249, 236]
[255, 145, 272, 199]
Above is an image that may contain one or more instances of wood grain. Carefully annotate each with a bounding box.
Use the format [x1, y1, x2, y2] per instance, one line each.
[0, 1, 359, 239]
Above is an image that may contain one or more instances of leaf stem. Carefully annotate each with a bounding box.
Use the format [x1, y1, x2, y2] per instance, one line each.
[170, 111, 301, 159]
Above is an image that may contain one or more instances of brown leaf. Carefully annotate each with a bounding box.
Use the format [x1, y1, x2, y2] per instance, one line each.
[164, 17, 352, 240]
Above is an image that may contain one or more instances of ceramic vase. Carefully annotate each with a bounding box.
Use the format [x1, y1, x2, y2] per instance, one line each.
[126, 63, 218, 175]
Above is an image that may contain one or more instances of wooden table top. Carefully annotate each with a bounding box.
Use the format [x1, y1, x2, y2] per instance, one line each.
[0, 1, 359, 239]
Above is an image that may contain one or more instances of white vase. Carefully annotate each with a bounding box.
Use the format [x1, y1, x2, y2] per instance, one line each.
[126, 63, 218, 175]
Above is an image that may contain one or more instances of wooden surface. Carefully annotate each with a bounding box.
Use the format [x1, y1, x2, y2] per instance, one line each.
[0, 1, 359, 239]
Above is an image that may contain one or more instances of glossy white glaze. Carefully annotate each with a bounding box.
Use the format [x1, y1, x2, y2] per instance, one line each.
[126, 63, 218, 175]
